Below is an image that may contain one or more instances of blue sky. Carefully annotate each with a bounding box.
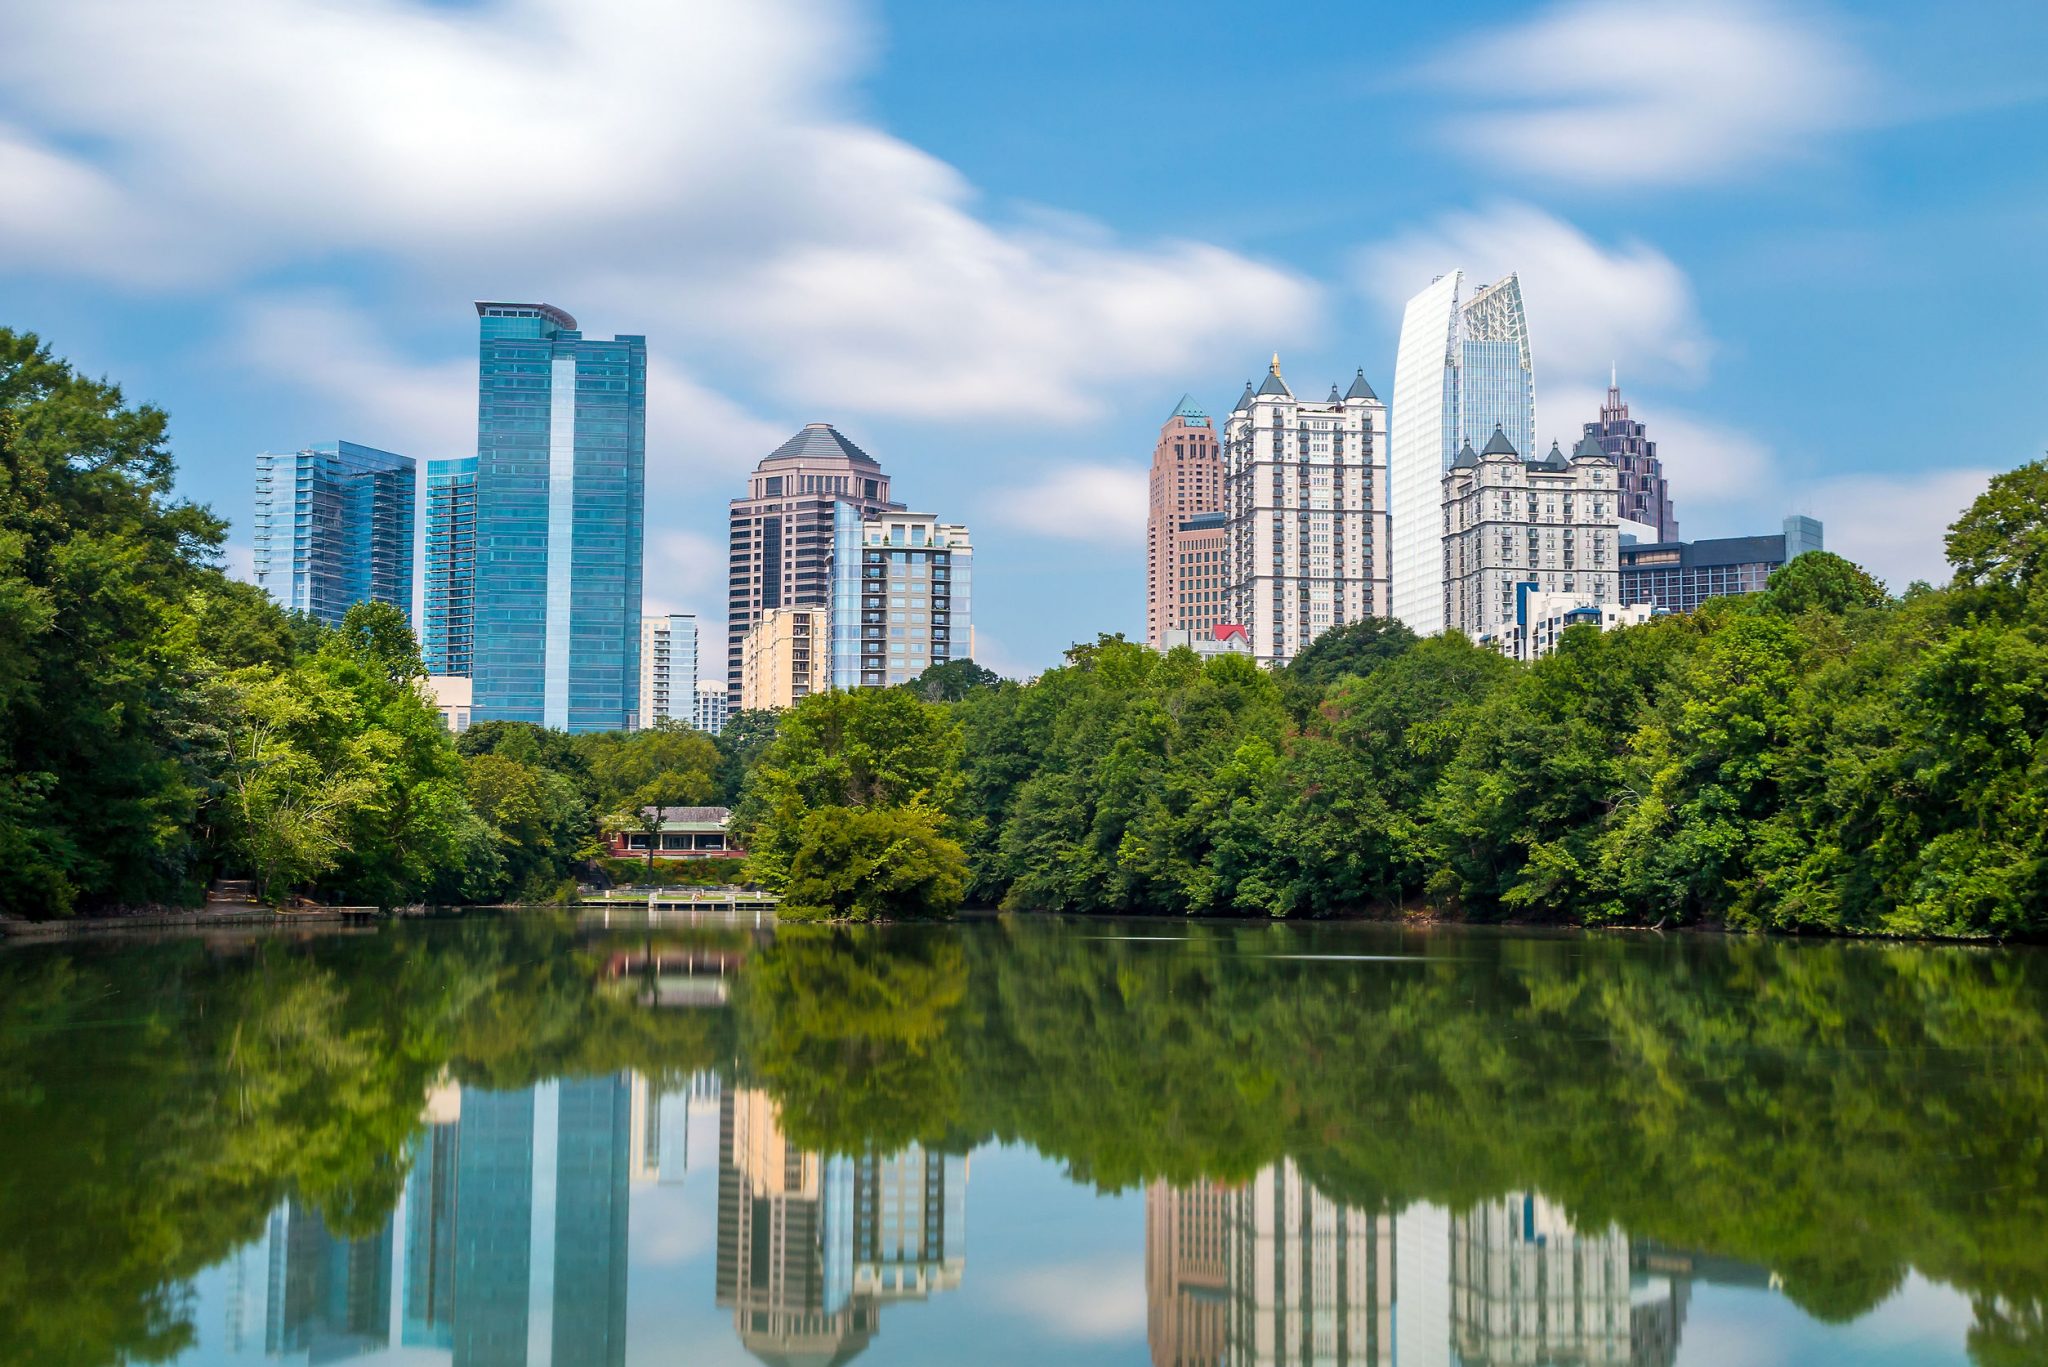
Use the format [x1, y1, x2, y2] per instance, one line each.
[3, 0, 2044, 676]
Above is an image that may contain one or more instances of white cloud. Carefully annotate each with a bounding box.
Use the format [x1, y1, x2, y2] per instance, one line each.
[986, 463, 1150, 545]
[1801, 467, 1990, 589]
[221, 540, 256, 585]
[0, 0, 1315, 424]
[1357, 204, 1712, 391]
[1422, 0, 1868, 186]
[643, 532, 726, 626]
[993, 1255, 1146, 1341]
[232, 295, 475, 456]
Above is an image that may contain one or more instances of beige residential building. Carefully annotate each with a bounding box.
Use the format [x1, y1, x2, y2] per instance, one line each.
[1145, 397, 1224, 648]
[739, 605, 826, 711]
[1441, 429, 1621, 645]
[1222, 357, 1391, 667]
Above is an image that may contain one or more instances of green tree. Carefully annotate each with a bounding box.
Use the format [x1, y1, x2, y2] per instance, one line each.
[906, 657, 1001, 702]
[1764, 550, 1890, 616]
[780, 803, 968, 920]
[0, 330, 224, 915]
[1946, 456, 2048, 595]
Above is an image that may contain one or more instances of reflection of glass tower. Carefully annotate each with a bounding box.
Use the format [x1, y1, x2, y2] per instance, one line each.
[403, 1112, 461, 1348]
[1388, 271, 1536, 635]
[716, 1087, 966, 1364]
[261, 1197, 394, 1360]
[1450, 1192, 1689, 1367]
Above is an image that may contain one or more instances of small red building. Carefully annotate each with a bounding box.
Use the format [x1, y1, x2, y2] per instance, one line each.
[606, 806, 746, 861]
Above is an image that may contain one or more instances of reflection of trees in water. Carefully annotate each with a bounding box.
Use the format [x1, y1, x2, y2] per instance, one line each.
[6, 917, 2048, 1365]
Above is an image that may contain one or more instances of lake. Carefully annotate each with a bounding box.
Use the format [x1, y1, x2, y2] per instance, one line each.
[2, 912, 2042, 1366]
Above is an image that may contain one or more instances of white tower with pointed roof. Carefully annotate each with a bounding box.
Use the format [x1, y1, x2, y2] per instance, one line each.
[1221, 356, 1390, 667]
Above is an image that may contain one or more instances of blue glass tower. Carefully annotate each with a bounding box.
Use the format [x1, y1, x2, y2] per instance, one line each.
[471, 303, 646, 731]
[252, 440, 415, 628]
[423, 456, 477, 676]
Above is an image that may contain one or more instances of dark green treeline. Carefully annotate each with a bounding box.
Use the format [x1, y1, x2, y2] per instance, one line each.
[3, 920, 2045, 1365]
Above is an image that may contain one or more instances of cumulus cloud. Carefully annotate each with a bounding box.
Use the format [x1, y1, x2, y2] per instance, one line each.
[643, 531, 727, 626]
[1801, 467, 1990, 589]
[0, 0, 1315, 424]
[1421, 0, 1869, 186]
[993, 1256, 1146, 1341]
[1356, 204, 1713, 393]
[986, 463, 1150, 545]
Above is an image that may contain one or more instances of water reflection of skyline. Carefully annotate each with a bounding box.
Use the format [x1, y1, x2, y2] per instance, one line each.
[1144, 1176, 1776, 1367]
[210, 1072, 1778, 1367]
[219, 1072, 967, 1366]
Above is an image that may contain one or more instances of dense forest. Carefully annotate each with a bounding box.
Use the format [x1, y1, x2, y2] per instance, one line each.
[6, 325, 2048, 935]
[3, 919, 2045, 1366]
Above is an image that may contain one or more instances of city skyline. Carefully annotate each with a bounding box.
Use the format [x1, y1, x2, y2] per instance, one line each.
[5, 0, 2031, 678]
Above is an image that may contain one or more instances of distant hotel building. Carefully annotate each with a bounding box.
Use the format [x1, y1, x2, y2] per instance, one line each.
[1620, 516, 1824, 615]
[422, 456, 476, 676]
[252, 440, 414, 628]
[727, 424, 900, 705]
[1584, 372, 1678, 541]
[1145, 397, 1224, 648]
[1389, 272, 1536, 635]
[739, 606, 826, 711]
[638, 613, 698, 729]
[692, 678, 730, 734]
[471, 302, 646, 732]
[830, 507, 973, 689]
[1440, 429, 1621, 644]
[1222, 358, 1390, 667]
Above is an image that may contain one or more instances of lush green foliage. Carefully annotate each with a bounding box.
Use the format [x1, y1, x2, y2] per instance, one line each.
[940, 519, 2048, 936]
[733, 687, 969, 917]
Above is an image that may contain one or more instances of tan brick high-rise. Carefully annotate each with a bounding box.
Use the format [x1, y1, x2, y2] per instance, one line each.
[1145, 396, 1224, 649]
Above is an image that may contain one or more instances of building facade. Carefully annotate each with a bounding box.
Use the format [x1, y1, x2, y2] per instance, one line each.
[692, 678, 730, 734]
[1222, 1161, 1395, 1367]
[1442, 430, 1621, 645]
[1170, 511, 1229, 640]
[1620, 516, 1824, 615]
[1160, 623, 1253, 661]
[422, 456, 477, 677]
[424, 674, 472, 734]
[471, 302, 646, 733]
[1389, 271, 1537, 635]
[1222, 358, 1391, 668]
[1509, 592, 1657, 663]
[829, 505, 973, 689]
[1451, 1193, 1637, 1367]
[727, 423, 901, 705]
[252, 440, 415, 628]
[637, 613, 698, 729]
[739, 605, 826, 711]
[1584, 373, 1678, 541]
[1145, 396, 1224, 648]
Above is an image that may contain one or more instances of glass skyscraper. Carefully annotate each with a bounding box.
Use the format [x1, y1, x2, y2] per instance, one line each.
[252, 440, 415, 628]
[1388, 271, 1536, 635]
[423, 455, 477, 676]
[829, 506, 973, 689]
[472, 303, 646, 732]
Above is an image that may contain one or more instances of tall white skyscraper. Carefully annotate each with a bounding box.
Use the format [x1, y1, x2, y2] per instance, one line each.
[1388, 272, 1536, 635]
[637, 612, 698, 729]
[1222, 357, 1390, 668]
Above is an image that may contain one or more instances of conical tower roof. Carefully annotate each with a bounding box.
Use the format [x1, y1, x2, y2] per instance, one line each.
[1480, 423, 1519, 458]
[1233, 380, 1256, 412]
[1327, 384, 1343, 403]
[1256, 354, 1292, 397]
[1571, 434, 1610, 462]
[1451, 438, 1480, 470]
[1539, 439, 1569, 471]
[1344, 368, 1379, 402]
[1169, 393, 1208, 422]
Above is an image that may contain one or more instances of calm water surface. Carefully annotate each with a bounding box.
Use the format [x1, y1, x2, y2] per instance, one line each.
[3, 914, 2044, 1366]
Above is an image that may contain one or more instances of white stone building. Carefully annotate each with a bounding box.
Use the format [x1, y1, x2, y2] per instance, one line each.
[1222, 357, 1390, 668]
[1496, 592, 1657, 663]
[692, 677, 731, 735]
[1441, 429, 1622, 645]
